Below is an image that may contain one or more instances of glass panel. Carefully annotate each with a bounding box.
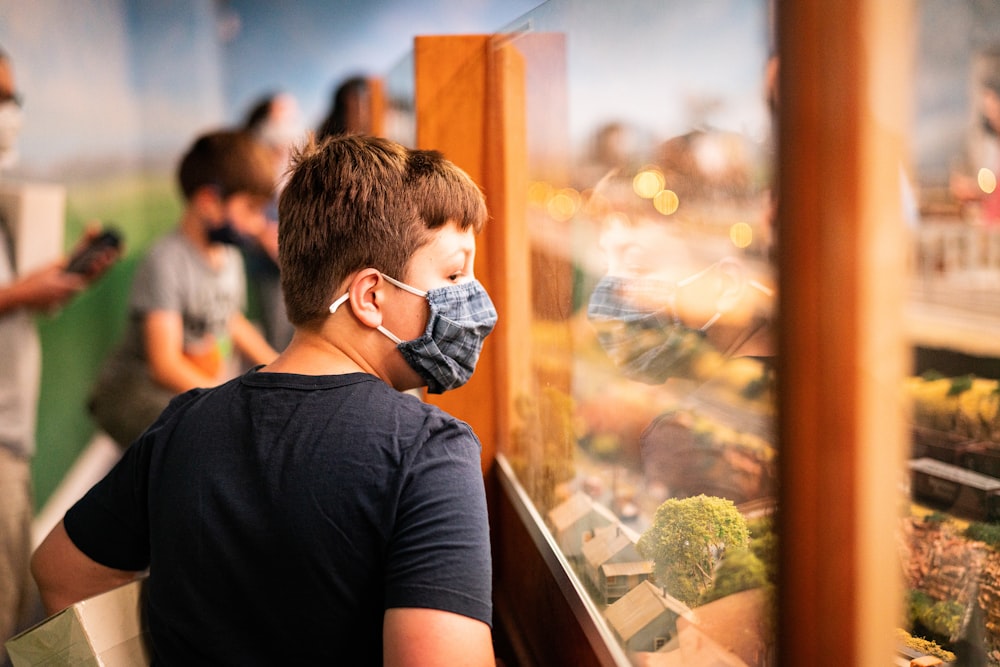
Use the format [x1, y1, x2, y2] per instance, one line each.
[383, 52, 416, 148]
[496, 1, 778, 663]
[905, 2, 1000, 664]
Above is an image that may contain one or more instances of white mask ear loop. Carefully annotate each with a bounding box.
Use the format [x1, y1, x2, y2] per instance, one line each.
[376, 274, 426, 343]
[675, 261, 723, 332]
[329, 293, 349, 314]
[381, 273, 427, 298]
[329, 272, 427, 315]
[328, 291, 405, 344]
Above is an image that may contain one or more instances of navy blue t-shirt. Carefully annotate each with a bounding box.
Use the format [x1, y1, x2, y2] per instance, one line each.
[64, 369, 492, 665]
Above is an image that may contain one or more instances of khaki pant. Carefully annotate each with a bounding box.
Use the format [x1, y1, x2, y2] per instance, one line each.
[0, 446, 36, 663]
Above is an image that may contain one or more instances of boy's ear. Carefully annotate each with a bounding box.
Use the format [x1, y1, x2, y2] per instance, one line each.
[344, 269, 385, 329]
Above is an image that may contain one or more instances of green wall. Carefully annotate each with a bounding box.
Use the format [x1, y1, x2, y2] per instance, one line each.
[32, 173, 181, 509]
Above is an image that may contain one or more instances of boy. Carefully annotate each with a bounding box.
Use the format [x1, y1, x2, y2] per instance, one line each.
[88, 129, 279, 448]
[32, 135, 498, 665]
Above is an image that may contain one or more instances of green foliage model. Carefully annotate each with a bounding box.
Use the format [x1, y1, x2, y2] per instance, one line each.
[637, 494, 750, 606]
[907, 590, 964, 642]
[964, 521, 1000, 549]
[699, 548, 771, 605]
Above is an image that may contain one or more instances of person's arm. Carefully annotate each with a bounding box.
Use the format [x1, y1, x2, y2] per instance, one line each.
[229, 311, 279, 363]
[0, 224, 120, 315]
[0, 261, 85, 315]
[383, 608, 495, 667]
[31, 519, 140, 615]
[144, 309, 218, 393]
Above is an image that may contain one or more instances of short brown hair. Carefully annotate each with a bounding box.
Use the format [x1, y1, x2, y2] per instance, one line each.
[278, 134, 487, 327]
[177, 129, 275, 201]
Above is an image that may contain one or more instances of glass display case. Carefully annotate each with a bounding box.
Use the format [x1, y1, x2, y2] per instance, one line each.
[405, 1, 1000, 665]
[493, 1, 778, 664]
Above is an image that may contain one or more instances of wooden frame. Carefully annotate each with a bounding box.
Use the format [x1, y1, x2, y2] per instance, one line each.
[775, 2, 910, 664]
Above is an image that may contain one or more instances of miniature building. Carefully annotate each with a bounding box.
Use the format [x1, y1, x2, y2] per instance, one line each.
[581, 523, 646, 604]
[909, 457, 1000, 520]
[604, 579, 693, 653]
[546, 491, 616, 564]
[601, 560, 654, 604]
[674, 588, 774, 666]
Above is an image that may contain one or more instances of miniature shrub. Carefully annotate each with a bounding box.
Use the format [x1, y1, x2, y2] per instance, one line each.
[895, 629, 956, 663]
[964, 521, 1000, 549]
[699, 549, 770, 604]
[907, 590, 963, 641]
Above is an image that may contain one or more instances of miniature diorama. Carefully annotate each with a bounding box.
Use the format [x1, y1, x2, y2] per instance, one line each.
[500, 1, 1000, 665]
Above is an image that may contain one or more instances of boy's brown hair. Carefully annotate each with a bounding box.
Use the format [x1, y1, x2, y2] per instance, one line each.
[177, 129, 275, 201]
[278, 134, 487, 327]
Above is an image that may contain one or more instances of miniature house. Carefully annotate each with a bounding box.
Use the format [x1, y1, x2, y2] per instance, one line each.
[581, 523, 648, 604]
[604, 580, 693, 653]
[601, 560, 654, 604]
[546, 491, 616, 564]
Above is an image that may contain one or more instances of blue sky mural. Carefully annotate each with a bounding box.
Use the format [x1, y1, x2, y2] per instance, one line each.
[0, 0, 542, 177]
[0, 0, 999, 186]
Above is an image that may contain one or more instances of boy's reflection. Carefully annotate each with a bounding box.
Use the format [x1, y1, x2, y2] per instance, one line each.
[582, 168, 776, 507]
[587, 209, 773, 386]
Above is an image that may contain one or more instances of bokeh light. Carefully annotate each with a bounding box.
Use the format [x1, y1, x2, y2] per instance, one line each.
[633, 168, 666, 199]
[528, 181, 554, 205]
[729, 222, 753, 249]
[653, 189, 680, 215]
[547, 188, 581, 221]
[978, 167, 997, 195]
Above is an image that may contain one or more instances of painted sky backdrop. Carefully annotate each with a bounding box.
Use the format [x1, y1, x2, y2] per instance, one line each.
[1, 0, 999, 185]
[0, 0, 543, 175]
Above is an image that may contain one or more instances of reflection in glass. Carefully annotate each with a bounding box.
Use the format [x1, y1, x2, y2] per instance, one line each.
[498, 1, 778, 663]
[382, 52, 415, 147]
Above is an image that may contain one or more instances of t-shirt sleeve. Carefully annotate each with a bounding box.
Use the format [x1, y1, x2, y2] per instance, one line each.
[129, 240, 185, 315]
[384, 416, 493, 627]
[63, 438, 152, 571]
[62, 390, 201, 572]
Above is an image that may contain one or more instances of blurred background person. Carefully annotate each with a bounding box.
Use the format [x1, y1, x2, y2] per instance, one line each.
[951, 72, 1000, 225]
[316, 75, 373, 140]
[0, 46, 119, 663]
[241, 91, 304, 350]
[87, 130, 278, 451]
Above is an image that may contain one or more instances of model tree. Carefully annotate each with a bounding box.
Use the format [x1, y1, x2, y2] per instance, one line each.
[637, 494, 750, 605]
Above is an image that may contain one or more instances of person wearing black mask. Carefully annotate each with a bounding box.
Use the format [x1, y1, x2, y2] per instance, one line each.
[88, 130, 278, 449]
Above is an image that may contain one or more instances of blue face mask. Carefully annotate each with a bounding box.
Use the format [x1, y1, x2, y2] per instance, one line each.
[330, 274, 498, 393]
[587, 275, 708, 384]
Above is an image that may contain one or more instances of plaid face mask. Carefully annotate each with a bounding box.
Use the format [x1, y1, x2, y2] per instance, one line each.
[586, 275, 707, 384]
[330, 274, 498, 393]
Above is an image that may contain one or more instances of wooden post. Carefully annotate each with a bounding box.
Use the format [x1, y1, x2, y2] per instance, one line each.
[776, 1, 911, 664]
[413, 35, 532, 474]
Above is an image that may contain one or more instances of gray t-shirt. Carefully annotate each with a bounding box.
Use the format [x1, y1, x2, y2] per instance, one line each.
[0, 215, 40, 459]
[88, 231, 247, 448]
[116, 230, 245, 372]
